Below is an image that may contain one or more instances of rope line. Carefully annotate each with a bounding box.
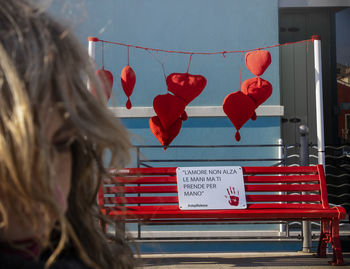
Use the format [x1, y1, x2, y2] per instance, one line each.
[127, 45, 130, 66]
[101, 41, 104, 68]
[239, 51, 243, 88]
[145, 50, 167, 82]
[186, 53, 193, 73]
[92, 38, 313, 55]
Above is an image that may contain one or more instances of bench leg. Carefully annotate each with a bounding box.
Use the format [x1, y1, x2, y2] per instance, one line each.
[329, 219, 344, 266]
[99, 218, 107, 234]
[316, 220, 330, 258]
[115, 220, 126, 239]
[99, 209, 108, 233]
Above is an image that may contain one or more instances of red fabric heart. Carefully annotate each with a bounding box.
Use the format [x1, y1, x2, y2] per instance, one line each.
[241, 77, 272, 107]
[153, 93, 187, 130]
[245, 50, 271, 77]
[149, 116, 182, 150]
[166, 73, 207, 104]
[223, 91, 256, 141]
[92, 69, 113, 100]
[121, 65, 136, 109]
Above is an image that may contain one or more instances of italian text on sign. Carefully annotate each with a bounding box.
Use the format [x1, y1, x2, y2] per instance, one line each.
[176, 166, 246, 210]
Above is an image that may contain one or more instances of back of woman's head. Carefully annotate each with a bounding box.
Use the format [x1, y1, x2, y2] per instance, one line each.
[0, 0, 133, 268]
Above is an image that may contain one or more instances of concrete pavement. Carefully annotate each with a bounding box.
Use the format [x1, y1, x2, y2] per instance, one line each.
[137, 252, 350, 268]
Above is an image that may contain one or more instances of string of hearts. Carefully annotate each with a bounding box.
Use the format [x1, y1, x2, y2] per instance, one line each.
[91, 37, 312, 149]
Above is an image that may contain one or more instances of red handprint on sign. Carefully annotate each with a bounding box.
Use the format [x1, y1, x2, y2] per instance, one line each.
[225, 186, 239, 206]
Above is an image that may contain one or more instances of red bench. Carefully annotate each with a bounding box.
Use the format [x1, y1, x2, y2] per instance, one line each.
[98, 165, 346, 265]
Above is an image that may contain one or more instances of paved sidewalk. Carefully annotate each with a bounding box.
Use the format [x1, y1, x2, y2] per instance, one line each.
[137, 252, 350, 268]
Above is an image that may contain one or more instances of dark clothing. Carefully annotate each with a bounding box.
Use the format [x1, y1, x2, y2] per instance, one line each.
[0, 242, 91, 269]
[0, 253, 90, 269]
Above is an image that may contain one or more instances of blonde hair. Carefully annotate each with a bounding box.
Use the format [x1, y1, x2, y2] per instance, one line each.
[0, 0, 133, 268]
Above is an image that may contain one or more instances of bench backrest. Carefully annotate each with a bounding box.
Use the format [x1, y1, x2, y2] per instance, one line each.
[98, 165, 329, 212]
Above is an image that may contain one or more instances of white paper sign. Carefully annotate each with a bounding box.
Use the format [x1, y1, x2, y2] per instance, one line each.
[176, 166, 246, 210]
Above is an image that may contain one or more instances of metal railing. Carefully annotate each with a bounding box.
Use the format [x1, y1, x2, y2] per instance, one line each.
[133, 144, 286, 168]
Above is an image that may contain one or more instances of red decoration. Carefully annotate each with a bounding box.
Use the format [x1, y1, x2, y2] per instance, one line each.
[251, 112, 257, 121]
[153, 93, 187, 130]
[180, 111, 188, 121]
[223, 91, 256, 141]
[149, 116, 182, 150]
[89, 38, 306, 145]
[245, 50, 271, 77]
[241, 77, 272, 108]
[93, 68, 114, 100]
[166, 73, 207, 104]
[121, 65, 136, 109]
[149, 72, 206, 149]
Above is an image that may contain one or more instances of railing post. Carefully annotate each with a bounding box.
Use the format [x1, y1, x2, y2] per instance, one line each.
[300, 125, 312, 252]
[278, 139, 286, 234]
[136, 146, 142, 238]
[136, 147, 140, 168]
[312, 35, 325, 166]
[88, 37, 98, 91]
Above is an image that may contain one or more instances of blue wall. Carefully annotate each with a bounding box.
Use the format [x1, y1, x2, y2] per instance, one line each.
[51, 0, 281, 163]
[50, 0, 284, 251]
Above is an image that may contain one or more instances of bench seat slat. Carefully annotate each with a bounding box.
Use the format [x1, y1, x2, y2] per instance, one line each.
[247, 203, 323, 209]
[108, 207, 345, 220]
[106, 219, 323, 224]
[110, 175, 320, 184]
[112, 176, 177, 184]
[105, 203, 324, 212]
[246, 194, 321, 202]
[242, 166, 318, 174]
[110, 194, 321, 204]
[108, 186, 178, 194]
[244, 175, 320, 183]
[245, 184, 320, 192]
[115, 166, 318, 176]
[111, 196, 178, 204]
[116, 168, 176, 175]
[105, 184, 320, 194]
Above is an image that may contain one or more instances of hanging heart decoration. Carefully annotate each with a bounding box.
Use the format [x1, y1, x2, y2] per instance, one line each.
[166, 73, 207, 104]
[223, 91, 256, 141]
[92, 68, 114, 100]
[241, 77, 272, 108]
[153, 93, 187, 130]
[121, 65, 136, 109]
[222, 49, 273, 141]
[149, 72, 207, 149]
[245, 50, 271, 77]
[149, 116, 183, 150]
